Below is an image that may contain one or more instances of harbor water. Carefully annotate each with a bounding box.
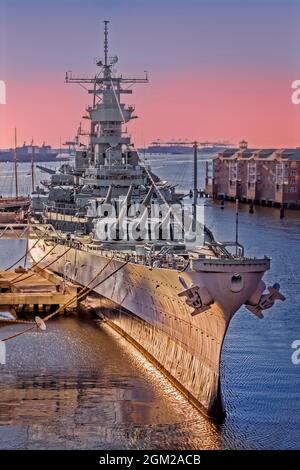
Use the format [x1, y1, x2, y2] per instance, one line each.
[0, 156, 299, 449]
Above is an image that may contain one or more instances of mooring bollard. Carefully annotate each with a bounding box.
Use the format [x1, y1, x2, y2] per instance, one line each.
[249, 201, 254, 214]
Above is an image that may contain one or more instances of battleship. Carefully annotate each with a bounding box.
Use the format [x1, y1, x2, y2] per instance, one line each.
[29, 21, 285, 420]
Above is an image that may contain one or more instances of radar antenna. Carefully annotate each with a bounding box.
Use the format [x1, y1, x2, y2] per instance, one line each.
[104, 20, 109, 67]
[65, 21, 148, 159]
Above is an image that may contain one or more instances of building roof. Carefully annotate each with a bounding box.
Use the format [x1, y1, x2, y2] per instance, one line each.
[254, 149, 276, 159]
[217, 146, 300, 161]
[279, 148, 300, 161]
[252, 148, 300, 161]
[218, 149, 239, 158]
[239, 149, 258, 159]
[219, 149, 257, 159]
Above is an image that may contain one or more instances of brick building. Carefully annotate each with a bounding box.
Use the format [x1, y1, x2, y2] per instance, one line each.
[205, 141, 300, 208]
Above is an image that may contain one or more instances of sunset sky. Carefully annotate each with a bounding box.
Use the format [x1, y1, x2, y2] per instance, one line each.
[0, 0, 300, 148]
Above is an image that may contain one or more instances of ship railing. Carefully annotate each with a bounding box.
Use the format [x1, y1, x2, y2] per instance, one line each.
[40, 232, 199, 270]
[75, 241, 187, 270]
[208, 240, 244, 258]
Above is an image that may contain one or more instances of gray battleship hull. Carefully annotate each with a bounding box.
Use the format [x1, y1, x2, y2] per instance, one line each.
[30, 238, 269, 420]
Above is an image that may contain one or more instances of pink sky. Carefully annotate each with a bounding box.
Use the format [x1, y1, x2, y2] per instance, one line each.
[1, 1, 300, 149]
[1, 69, 300, 149]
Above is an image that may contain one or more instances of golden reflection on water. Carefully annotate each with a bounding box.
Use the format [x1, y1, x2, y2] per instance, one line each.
[0, 315, 221, 450]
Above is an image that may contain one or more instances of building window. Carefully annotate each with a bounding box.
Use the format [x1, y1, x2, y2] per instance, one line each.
[291, 169, 298, 176]
[290, 187, 297, 193]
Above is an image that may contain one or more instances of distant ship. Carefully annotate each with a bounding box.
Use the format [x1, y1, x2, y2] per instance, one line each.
[29, 22, 285, 420]
[0, 143, 68, 162]
[145, 142, 231, 155]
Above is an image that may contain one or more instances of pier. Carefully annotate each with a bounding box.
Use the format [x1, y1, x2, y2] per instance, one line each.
[0, 266, 78, 316]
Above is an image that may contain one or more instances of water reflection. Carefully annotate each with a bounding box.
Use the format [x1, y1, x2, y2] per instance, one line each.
[0, 316, 221, 449]
[0, 159, 299, 449]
